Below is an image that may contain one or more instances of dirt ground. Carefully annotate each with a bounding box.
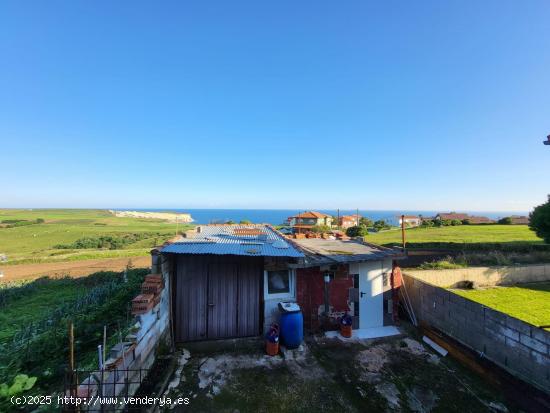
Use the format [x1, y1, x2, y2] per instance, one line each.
[0, 256, 151, 282]
[163, 331, 515, 413]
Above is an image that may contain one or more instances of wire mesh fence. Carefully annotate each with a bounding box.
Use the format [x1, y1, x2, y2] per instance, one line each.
[62, 368, 149, 412]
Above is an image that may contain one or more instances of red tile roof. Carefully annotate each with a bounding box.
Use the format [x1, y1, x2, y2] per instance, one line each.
[291, 211, 331, 219]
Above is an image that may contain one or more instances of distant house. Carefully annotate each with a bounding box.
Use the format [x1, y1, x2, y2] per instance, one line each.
[435, 212, 494, 224]
[509, 215, 529, 225]
[435, 213, 469, 222]
[398, 215, 421, 227]
[465, 216, 495, 224]
[338, 214, 361, 229]
[288, 211, 333, 233]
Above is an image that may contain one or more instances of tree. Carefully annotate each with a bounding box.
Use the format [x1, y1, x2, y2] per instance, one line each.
[498, 217, 512, 225]
[346, 225, 368, 237]
[529, 196, 550, 243]
[421, 219, 434, 227]
[239, 219, 252, 224]
[373, 220, 389, 231]
[226, 220, 236, 224]
[450, 219, 462, 226]
[462, 219, 471, 225]
[359, 217, 373, 227]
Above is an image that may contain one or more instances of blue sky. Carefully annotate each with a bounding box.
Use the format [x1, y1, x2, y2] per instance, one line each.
[1, 1, 549, 211]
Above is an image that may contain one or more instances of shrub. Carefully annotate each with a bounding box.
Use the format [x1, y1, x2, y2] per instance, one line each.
[239, 220, 252, 224]
[54, 232, 163, 250]
[346, 225, 368, 237]
[311, 225, 331, 233]
[529, 196, 550, 244]
[451, 219, 462, 226]
[498, 217, 513, 225]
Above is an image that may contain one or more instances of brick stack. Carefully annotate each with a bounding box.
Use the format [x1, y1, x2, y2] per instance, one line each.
[131, 274, 164, 315]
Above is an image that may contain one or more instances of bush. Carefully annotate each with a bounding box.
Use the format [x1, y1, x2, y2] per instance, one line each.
[311, 225, 331, 233]
[421, 220, 434, 227]
[451, 219, 462, 226]
[529, 196, 550, 243]
[346, 225, 368, 237]
[54, 232, 162, 250]
[239, 220, 252, 224]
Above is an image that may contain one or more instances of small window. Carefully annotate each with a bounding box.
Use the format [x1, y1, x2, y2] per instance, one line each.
[264, 269, 295, 298]
[267, 270, 290, 294]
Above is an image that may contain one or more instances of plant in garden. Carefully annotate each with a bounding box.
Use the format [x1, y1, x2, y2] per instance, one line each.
[0, 269, 147, 394]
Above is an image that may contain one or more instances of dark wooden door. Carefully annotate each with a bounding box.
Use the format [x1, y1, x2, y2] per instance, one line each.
[174, 255, 261, 342]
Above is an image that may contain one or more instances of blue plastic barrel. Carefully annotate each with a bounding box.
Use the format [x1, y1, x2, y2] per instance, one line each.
[278, 302, 303, 349]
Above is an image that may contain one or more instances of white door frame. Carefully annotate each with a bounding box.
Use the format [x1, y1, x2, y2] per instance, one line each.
[350, 261, 384, 329]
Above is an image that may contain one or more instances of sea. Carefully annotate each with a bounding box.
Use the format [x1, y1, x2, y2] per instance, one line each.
[124, 209, 526, 226]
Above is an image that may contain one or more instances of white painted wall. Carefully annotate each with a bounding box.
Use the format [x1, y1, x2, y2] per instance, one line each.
[350, 260, 391, 329]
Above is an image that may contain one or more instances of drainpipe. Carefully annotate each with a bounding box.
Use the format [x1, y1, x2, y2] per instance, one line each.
[323, 272, 331, 324]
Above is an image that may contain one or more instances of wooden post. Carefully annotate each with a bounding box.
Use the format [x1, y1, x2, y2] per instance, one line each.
[102, 325, 107, 366]
[68, 321, 76, 401]
[69, 322, 74, 371]
[401, 214, 406, 250]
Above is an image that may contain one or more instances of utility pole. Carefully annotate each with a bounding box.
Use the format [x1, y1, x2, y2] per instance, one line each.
[337, 208, 340, 230]
[401, 214, 406, 250]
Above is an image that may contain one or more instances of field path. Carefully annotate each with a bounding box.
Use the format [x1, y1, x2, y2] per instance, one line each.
[0, 256, 151, 282]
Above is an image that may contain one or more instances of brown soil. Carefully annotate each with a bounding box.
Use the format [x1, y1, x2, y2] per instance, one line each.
[0, 256, 151, 282]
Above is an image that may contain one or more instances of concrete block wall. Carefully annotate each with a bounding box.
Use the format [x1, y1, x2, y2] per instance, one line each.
[403, 274, 550, 394]
[404, 264, 550, 288]
[77, 255, 171, 406]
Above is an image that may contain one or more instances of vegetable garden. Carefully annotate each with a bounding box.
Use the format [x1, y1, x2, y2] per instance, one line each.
[0, 268, 147, 410]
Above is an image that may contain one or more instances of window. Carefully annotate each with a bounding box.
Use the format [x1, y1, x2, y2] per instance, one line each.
[264, 269, 295, 298]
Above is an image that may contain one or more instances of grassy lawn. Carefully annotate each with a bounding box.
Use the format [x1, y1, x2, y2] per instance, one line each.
[452, 282, 550, 329]
[367, 225, 543, 248]
[0, 209, 192, 264]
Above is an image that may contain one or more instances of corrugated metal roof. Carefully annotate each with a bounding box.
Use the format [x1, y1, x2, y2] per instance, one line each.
[161, 225, 304, 258]
[291, 238, 405, 266]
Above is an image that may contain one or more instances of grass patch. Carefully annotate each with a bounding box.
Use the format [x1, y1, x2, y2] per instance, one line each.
[366, 225, 544, 250]
[452, 282, 550, 329]
[0, 209, 192, 264]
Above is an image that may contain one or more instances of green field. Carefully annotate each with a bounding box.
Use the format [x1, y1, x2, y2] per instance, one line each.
[452, 282, 550, 330]
[367, 224, 543, 248]
[0, 209, 192, 265]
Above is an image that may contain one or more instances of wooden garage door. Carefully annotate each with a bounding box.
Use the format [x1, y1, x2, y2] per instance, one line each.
[174, 256, 261, 342]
